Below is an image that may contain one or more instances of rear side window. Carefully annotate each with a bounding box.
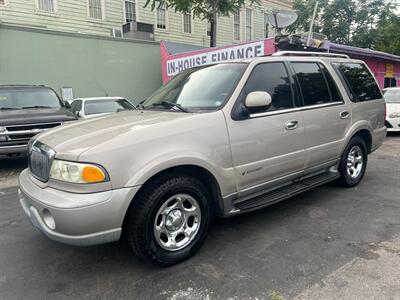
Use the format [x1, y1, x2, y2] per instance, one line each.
[292, 62, 335, 106]
[241, 62, 294, 112]
[333, 63, 382, 102]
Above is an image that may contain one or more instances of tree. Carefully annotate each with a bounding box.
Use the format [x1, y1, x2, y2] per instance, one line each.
[145, 0, 260, 47]
[373, 12, 400, 56]
[289, 0, 400, 55]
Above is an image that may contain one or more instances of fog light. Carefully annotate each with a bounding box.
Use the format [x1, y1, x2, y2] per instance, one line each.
[42, 209, 56, 230]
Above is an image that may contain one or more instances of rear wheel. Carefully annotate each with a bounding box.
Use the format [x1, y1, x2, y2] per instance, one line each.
[337, 136, 368, 187]
[125, 174, 211, 266]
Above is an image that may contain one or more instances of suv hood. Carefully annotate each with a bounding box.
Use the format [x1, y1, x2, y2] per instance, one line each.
[36, 110, 195, 160]
[0, 108, 76, 126]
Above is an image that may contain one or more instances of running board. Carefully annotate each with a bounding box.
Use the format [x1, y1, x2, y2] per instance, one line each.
[234, 171, 340, 211]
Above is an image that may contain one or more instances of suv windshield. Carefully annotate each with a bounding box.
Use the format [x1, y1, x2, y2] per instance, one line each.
[143, 63, 247, 112]
[0, 87, 62, 109]
[383, 89, 400, 103]
[84, 99, 135, 115]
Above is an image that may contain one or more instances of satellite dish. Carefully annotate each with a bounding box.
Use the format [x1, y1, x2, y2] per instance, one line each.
[267, 10, 298, 29]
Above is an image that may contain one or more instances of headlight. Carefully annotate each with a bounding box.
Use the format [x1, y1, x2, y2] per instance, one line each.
[389, 112, 400, 118]
[50, 160, 108, 183]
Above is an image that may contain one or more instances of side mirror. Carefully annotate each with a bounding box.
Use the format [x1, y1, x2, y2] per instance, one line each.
[64, 101, 71, 109]
[245, 91, 272, 108]
[75, 111, 81, 118]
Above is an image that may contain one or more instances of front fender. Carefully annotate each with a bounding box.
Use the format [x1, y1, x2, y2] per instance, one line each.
[125, 153, 236, 197]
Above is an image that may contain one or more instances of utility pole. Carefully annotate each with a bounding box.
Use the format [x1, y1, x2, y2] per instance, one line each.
[307, 1, 319, 47]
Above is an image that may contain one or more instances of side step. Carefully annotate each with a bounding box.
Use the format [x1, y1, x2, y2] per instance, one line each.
[234, 171, 340, 211]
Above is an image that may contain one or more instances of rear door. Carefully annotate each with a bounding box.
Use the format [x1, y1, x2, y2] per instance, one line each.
[290, 61, 352, 170]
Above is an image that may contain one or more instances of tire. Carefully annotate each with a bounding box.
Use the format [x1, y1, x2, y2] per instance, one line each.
[125, 173, 211, 266]
[337, 136, 368, 187]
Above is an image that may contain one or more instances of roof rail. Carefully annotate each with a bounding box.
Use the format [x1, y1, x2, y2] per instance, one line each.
[272, 51, 350, 59]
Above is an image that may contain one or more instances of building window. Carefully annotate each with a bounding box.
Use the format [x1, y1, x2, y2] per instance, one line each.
[88, 0, 103, 19]
[125, 0, 136, 23]
[183, 13, 192, 34]
[233, 11, 240, 40]
[245, 9, 252, 40]
[37, 0, 56, 12]
[206, 21, 212, 37]
[156, 1, 166, 29]
[264, 12, 269, 38]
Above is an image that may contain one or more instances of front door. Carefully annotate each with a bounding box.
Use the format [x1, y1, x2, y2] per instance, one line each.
[226, 62, 306, 195]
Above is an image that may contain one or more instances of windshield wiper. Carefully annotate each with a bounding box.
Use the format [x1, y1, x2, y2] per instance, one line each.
[0, 107, 21, 110]
[152, 101, 189, 113]
[22, 105, 54, 109]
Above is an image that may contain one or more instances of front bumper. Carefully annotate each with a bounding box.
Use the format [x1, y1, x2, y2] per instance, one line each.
[18, 169, 140, 246]
[385, 117, 400, 132]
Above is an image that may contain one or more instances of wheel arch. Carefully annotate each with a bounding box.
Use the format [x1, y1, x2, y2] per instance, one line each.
[125, 164, 226, 222]
[342, 123, 373, 155]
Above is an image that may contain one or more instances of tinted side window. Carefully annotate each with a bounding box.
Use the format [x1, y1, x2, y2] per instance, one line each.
[242, 62, 294, 112]
[292, 62, 332, 106]
[333, 63, 382, 102]
[320, 64, 342, 102]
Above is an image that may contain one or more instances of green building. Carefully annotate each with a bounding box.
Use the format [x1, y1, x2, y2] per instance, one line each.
[0, 0, 292, 47]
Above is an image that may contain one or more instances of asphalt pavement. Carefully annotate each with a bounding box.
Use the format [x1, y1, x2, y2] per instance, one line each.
[0, 135, 399, 300]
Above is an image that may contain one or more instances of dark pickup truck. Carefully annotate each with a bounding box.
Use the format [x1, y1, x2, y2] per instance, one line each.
[0, 85, 77, 155]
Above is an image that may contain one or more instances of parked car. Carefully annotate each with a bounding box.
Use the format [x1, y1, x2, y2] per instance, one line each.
[0, 85, 77, 155]
[18, 52, 386, 266]
[69, 97, 136, 119]
[383, 87, 400, 132]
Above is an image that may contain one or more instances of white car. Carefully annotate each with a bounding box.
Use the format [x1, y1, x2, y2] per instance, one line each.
[383, 87, 400, 132]
[69, 97, 136, 119]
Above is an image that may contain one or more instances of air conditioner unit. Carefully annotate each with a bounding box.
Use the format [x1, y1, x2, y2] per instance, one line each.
[110, 28, 123, 38]
[122, 21, 154, 41]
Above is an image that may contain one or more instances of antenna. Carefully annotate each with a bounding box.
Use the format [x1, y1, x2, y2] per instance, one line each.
[267, 9, 298, 34]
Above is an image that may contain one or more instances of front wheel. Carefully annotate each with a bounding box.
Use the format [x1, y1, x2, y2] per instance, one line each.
[337, 136, 368, 187]
[125, 174, 211, 266]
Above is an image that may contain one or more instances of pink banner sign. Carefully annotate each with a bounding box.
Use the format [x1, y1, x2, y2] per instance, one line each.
[160, 38, 276, 83]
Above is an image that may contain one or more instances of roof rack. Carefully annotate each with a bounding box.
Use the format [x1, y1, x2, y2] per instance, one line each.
[272, 51, 350, 59]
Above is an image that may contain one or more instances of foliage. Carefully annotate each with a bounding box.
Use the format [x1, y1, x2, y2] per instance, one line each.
[289, 0, 400, 55]
[144, 0, 260, 47]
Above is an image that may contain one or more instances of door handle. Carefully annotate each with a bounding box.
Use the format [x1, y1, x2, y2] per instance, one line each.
[285, 120, 298, 130]
[340, 111, 350, 119]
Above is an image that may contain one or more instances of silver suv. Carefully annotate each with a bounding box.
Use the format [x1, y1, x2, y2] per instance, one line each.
[18, 52, 386, 265]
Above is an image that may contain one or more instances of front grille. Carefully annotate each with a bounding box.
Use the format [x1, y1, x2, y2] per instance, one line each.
[0, 122, 62, 149]
[28, 141, 56, 182]
[5, 122, 62, 132]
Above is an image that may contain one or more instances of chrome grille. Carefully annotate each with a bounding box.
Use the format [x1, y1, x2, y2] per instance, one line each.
[28, 141, 56, 182]
[0, 122, 62, 148]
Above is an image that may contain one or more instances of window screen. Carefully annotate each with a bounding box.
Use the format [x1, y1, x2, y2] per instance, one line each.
[38, 0, 55, 12]
[242, 62, 294, 112]
[125, 0, 136, 23]
[183, 13, 192, 33]
[233, 11, 240, 40]
[333, 63, 382, 102]
[156, 1, 166, 29]
[88, 0, 103, 19]
[292, 62, 333, 106]
[245, 9, 252, 41]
